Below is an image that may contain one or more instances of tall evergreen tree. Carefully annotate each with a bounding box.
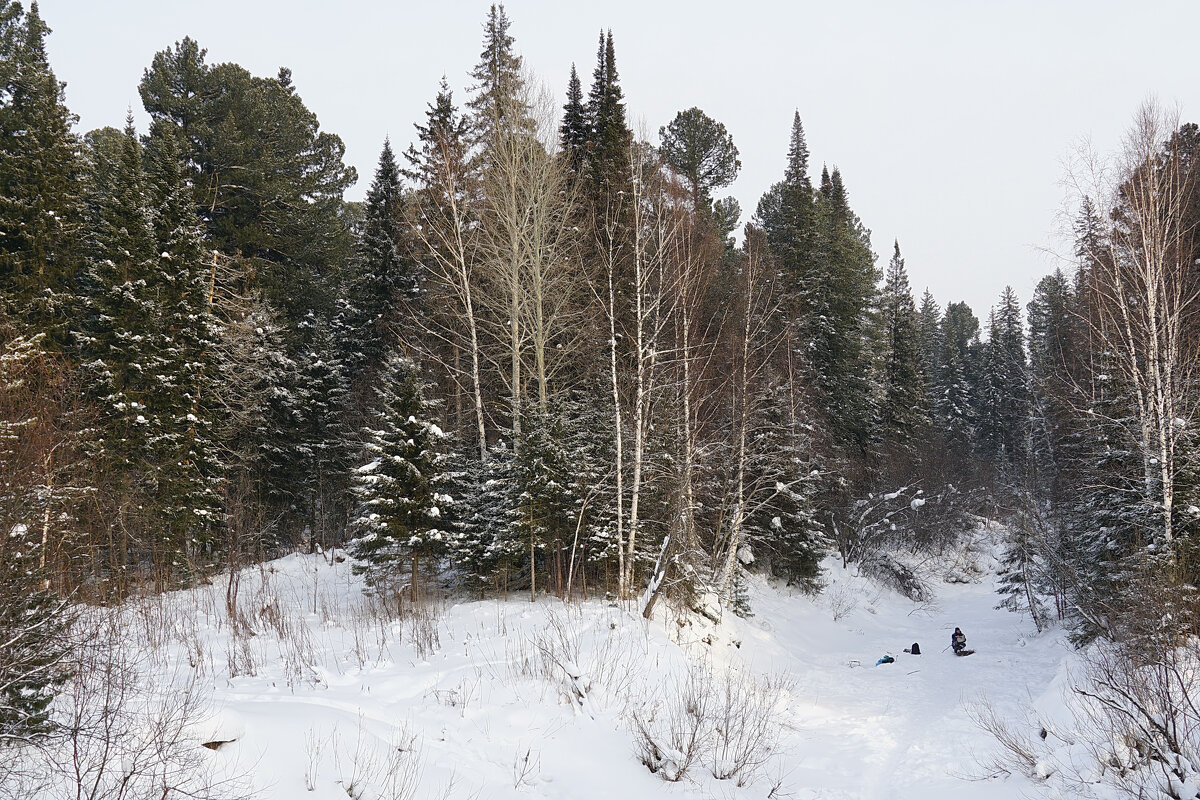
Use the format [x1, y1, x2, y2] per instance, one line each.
[813, 167, 879, 460]
[879, 241, 927, 469]
[139, 41, 357, 327]
[1027, 269, 1075, 501]
[76, 117, 211, 575]
[343, 138, 415, 387]
[936, 301, 982, 465]
[144, 125, 223, 554]
[0, 0, 82, 338]
[980, 286, 1030, 483]
[659, 107, 741, 212]
[350, 353, 452, 598]
[466, 4, 528, 149]
[917, 288, 942, 410]
[584, 31, 632, 205]
[559, 64, 587, 179]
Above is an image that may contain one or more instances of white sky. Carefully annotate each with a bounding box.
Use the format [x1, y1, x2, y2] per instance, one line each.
[37, 0, 1200, 320]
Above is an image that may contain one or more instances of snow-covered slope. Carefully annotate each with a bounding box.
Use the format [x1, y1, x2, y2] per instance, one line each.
[48, 528, 1071, 800]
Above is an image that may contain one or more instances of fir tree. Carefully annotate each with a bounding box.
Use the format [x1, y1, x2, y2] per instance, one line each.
[0, 0, 82, 338]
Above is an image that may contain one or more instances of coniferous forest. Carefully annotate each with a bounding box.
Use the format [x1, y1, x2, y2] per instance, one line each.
[7, 3, 1200, 797]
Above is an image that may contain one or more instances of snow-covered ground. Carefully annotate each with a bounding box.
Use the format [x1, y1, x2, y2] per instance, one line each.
[47, 526, 1077, 800]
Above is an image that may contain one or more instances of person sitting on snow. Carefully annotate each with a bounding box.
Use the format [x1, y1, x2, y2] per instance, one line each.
[951, 627, 967, 654]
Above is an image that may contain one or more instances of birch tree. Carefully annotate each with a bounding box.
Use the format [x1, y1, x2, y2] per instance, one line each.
[1072, 101, 1200, 577]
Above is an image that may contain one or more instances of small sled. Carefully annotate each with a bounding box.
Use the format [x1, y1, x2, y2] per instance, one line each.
[954, 649, 975, 657]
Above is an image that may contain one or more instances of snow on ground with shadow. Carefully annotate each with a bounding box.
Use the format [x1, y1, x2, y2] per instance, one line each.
[69, 523, 1072, 799]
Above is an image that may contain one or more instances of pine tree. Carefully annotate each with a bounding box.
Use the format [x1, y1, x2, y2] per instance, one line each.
[139, 40, 357, 328]
[659, 107, 741, 212]
[350, 353, 452, 597]
[0, 1, 82, 339]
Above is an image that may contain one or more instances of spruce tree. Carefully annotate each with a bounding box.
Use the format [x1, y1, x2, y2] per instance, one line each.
[559, 64, 587, 179]
[813, 167, 879, 459]
[917, 289, 942, 412]
[466, 4, 528, 149]
[76, 118, 165, 549]
[584, 31, 632, 205]
[343, 138, 415, 388]
[981, 287, 1030, 484]
[0, 320, 80, 741]
[744, 382, 827, 590]
[879, 241, 927, 467]
[350, 353, 452, 596]
[144, 125, 223, 555]
[936, 301, 982, 466]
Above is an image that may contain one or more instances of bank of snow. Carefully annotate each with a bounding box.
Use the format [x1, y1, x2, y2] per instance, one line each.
[58, 528, 1074, 800]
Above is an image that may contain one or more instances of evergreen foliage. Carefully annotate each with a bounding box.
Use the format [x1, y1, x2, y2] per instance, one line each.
[879, 241, 927, 467]
[659, 107, 741, 211]
[0, 0, 81, 337]
[350, 354, 452, 591]
[559, 64, 587, 179]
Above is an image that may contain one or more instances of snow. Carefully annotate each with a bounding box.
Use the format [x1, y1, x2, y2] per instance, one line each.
[30, 531, 1091, 799]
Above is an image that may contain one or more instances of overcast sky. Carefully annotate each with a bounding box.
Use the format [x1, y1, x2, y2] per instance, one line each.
[36, 0, 1200, 320]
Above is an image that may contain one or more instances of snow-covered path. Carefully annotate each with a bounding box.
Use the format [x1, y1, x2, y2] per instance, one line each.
[731, 558, 1068, 799]
[93, 541, 1069, 800]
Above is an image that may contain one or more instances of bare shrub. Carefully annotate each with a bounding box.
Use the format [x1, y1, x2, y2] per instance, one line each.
[1072, 641, 1200, 798]
[709, 670, 793, 785]
[631, 665, 713, 781]
[825, 583, 859, 622]
[406, 600, 443, 661]
[332, 717, 424, 800]
[511, 744, 540, 789]
[965, 695, 1047, 780]
[13, 613, 257, 800]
